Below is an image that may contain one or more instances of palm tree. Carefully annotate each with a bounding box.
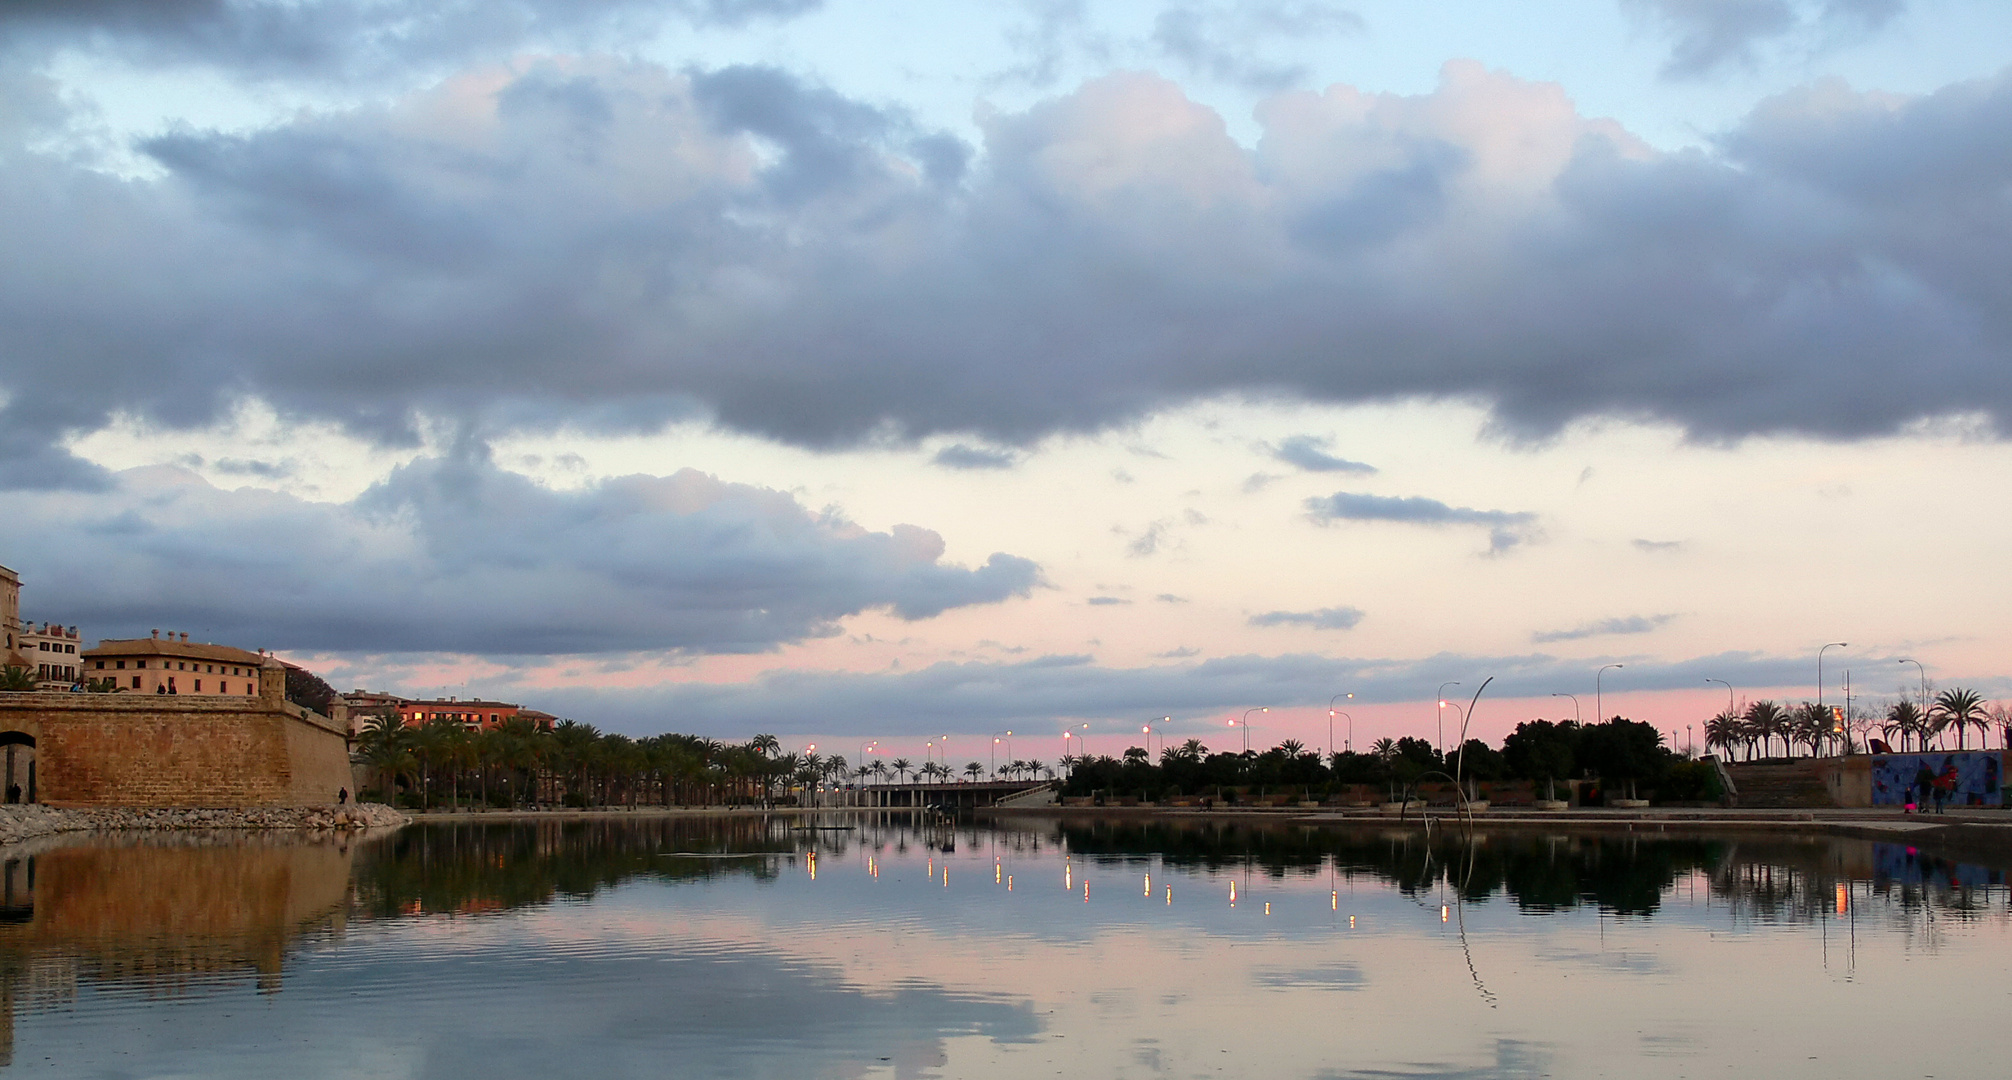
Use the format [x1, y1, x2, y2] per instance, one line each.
[963, 761, 983, 782]
[1790, 703, 1832, 758]
[1743, 701, 1787, 759]
[1704, 711, 1741, 760]
[748, 733, 780, 758]
[1883, 701, 1925, 752]
[889, 758, 912, 784]
[1371, 737, 1397, 762]
[1028, 759, 1049, 780]
[0, 667, 34, 692]
[1932, 688, 1989, 751]
[1277, 739, 1306, 757]
[356, 714, 416, 805]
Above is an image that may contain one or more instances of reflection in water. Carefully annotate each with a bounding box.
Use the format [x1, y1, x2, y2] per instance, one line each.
[0, 814, 2006, 1077]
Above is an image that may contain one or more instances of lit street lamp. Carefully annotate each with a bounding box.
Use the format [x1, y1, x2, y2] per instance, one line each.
[1328, 693, 1353, 756]
[1237, 707, 1267, 754]
[1435, 682, 1460, 754]
[991, 731, 1013, 778]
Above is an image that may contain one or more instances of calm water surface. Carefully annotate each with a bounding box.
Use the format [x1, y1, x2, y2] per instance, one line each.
[0, 815, 2006, 1078]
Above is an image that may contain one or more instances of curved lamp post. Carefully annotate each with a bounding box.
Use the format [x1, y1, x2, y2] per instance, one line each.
[1435, 682, 1460, 754]
[991, 731, 1014, 778]
[1596, 664, 1623, 724]
[1817, 642, 1848, 713]
[1328, 693, 1353, 756]
[1551, 692, 1580, 723]
[1238, 707, 1268, 755]
[1704, 678, 1734, 716]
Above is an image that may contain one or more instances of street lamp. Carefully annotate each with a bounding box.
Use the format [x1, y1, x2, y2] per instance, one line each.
[1551, 692, 1580, 723]
[1435, 682, 1460, 754]
[1328, 693, 1353, 756]
[1899, 658, 1928, 718]
[1818, 642, 1848, 712]
[991, 731, 1013, 778]
[1438, 701, 1465, 759]
[1596, 664, 1623, 723]
[1143, 716, 1171, 758]
[1238, 707, 1267, 755]
[1705, 678, 1734, 716]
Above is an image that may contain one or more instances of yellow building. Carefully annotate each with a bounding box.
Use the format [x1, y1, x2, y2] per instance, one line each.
[0, 564, 27, 673]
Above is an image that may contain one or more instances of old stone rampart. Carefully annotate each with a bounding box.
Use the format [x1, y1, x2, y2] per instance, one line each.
[0, 692, 358, 808]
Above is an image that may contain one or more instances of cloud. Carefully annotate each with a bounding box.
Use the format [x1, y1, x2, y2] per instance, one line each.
[1248, 606, 1365, 630]
[1531, 614, 1677, 643]
[0, 0, 822, 80]
[514, 647, 1841, 735]
[1305, 491, 1539, 553]
[1623, 0, 1906, 79]
[2, 450, 1038, 655]
[1152, 1, 1364, 91]
[932, 444, 1018, 470]
[1155, 645, 1200, 658]
[1085, 596, 1129, 605]
[1632, 538, 1685, 552]
[1269, 434, 1375, 474]
[8, 60, 2012, 485]
[1155, 593, 1188, 603]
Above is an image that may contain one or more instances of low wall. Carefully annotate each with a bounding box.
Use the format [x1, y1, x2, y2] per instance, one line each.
[0, 693, 353, 808]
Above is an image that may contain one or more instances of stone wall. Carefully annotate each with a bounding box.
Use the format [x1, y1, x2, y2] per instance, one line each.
[0, 693, 353, 808]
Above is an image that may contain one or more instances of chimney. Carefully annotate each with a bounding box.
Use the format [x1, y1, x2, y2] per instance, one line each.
[152, 629, 160, 639]
[180, 632, 189, 643]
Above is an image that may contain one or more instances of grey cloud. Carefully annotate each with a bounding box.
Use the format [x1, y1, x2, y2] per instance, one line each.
[2, 451, 1038, 656]
[7, 61, 2012, 485]
[1623, 0, 1906, 78]
[1248, 606, 1364, 630]
[1085, 596, 1128, 605]
[1155, 645, 1200, 658]
[1305, 492, 1538, 554]
[1532, 614, 1677, 643]
[932, 443, 1018, 470]
[509, 647, 1847, 735]
[1155, 593, 1187, 603]
[1633, 538, 1685, 552]
[0, 0, 821, 78]
[1270, 434, 1374, 474]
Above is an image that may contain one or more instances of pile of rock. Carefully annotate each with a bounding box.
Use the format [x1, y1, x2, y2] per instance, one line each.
[0, 802, 408, 846]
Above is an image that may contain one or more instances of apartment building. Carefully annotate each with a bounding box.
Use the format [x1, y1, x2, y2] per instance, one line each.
[82, 631, 267, 696]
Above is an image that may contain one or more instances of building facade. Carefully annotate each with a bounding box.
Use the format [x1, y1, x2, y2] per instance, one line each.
[82, 631, 266, 697]
[341, 691, 557, 733]
[20, 624, 82, 689]
[0, 564, 28, 673]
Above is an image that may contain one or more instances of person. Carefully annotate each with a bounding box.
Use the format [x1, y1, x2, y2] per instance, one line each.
[338, 787, 349, 806]
[1935, 763, 1958, 815]
[1914, 762, 1936, 814]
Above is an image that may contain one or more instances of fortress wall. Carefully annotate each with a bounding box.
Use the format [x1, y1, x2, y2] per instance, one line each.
[0, 694, 352, 808]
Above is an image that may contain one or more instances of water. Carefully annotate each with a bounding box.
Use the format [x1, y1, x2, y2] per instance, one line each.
[0, 815, 2006, 1078]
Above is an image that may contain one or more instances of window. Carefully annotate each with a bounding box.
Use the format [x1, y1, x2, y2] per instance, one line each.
[168, 677, 176, 691]
[136, 660, 146, 669]
[115, 661, 125, 670]
[194, 680, 202, 692]
[96, 661, 106, 670]
[66, 644, 74, 654]
[131, 676, 141, 689]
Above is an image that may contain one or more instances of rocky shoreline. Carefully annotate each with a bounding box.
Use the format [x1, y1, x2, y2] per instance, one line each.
[0, 803, 408, 846]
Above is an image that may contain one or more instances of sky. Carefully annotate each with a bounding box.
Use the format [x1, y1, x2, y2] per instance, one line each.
[3, 0, 2011, 760]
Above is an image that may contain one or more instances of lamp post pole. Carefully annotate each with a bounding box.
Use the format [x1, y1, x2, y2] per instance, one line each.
[1899, 658, 1927, 718]
[1817, 642, 1848, 713]
[1705, 678, 1734, 716]
[1596, 664, 1623, 723]
[1144, 716, 1170, 758]
[991, 731, 1013, 779]
[1328, 693, 1353, 756]
[1435, 682, 1460, 754]
[1239, 708, 1267, 755]
[1551, 692, 1580, 723]
[1439, 702, 1464, 761]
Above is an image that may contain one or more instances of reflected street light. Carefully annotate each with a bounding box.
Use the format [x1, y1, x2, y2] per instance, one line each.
[1551, 692, 1580, 724]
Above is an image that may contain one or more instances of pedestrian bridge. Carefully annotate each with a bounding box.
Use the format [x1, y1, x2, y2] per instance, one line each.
[831, 780, 1054, 809]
